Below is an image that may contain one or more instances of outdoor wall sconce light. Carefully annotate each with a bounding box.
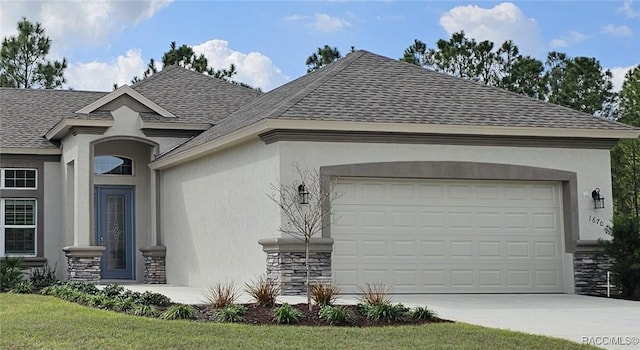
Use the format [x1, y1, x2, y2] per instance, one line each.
[591, 188, 605, 209]
[298, 182, 310, 204]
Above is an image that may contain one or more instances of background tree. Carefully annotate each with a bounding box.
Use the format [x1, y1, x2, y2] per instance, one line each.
[267, 164, 342, 310]
[545, 52, 614, 115]
[0, 17, 67, 89]
[401, 32, 547, 93]
[306, 45, 341, 73]
[611, 65, 640, 219]
[400, 39, 428, 66]
[128, 41, 247, 88]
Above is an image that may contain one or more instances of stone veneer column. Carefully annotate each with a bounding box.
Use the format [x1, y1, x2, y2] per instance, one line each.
[63, 246, 105, 283]
[259, 237, 333, 295]
[573, 241, 619, 297]
[140, 246, 167, 284]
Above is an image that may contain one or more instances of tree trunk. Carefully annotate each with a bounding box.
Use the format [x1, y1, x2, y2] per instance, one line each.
[305, 237, 311, 311]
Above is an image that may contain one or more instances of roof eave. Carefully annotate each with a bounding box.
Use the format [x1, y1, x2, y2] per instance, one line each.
[149, 119, 640, 170]
[141, 121, 211, 131]
[0, 147, 62, 155]
[45, 118, 114, 141]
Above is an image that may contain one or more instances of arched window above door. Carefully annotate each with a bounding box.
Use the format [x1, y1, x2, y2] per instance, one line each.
[94, 156, 134, 175]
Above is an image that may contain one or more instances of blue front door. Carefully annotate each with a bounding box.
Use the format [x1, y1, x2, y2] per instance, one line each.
[95, 186, 135, 280]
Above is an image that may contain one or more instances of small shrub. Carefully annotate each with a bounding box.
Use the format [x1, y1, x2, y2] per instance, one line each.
[29, 263, 57, 289]
[411, 306, 438, 320]
[63, 281, 99, 295]
[40, 284, 58, 296]
[0, 257, 25, 292]
[9, 281, 33, 294]
[114, 298, 135, 312]
[356, 302, 371, 315]
[67, 290, 90, 303]
[319, 305, 352, 325]
[102, 283, 124, 298]
[311, 282, 341, 306]
[46, 284, 74, 299]
[120, 290, 142, 301]
[365, 302, 409, 323]
[601, 215, 640, 298]
[273, 303, 303, 324]
[245, 275, 280, 307]
[132, 304, 158, 317]
[205, 282, 239, 308]
[137, 291, 171, 307]
[213, 304, 247, 323]
[160, 304, 196, 320]
[88, 294, 109, 307]
[358, 283, 391, 306]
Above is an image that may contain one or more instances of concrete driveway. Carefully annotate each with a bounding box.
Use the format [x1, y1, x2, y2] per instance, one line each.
[123, 285, 639, 350]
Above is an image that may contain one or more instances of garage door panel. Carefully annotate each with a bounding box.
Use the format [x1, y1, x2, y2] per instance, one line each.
[362, 241, 387, 257]
[478, 241, 501, 257]
[391, 240, 417, 257]
[332, 179, 564, 293]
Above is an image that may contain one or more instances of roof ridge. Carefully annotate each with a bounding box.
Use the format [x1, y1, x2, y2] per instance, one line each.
[129, 64, 178, 89]
[264, 51, 366, 118]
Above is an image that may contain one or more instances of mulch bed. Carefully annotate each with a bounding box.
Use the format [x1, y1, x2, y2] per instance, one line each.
[186, 303, 452, 327]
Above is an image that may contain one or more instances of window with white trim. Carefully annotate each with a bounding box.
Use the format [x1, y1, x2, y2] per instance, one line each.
[1, 199, 37, 256]
[1, 168, 37, 189]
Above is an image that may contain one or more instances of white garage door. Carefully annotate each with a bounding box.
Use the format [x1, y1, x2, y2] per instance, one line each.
[331, 178, 565, 293]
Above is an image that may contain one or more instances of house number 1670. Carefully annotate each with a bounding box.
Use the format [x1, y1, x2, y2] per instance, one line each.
[589, 215, 604, 227]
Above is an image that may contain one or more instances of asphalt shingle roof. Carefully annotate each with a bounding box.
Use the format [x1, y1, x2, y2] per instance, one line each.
[1, 66, 262, 150]
[170, 50, 636, 157]
[130, 65, 262, 124]
[0, 88, 107, 149]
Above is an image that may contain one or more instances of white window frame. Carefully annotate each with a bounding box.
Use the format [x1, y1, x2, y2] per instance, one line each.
[1, 198, 37, 257]
[0, 168, 38, 190]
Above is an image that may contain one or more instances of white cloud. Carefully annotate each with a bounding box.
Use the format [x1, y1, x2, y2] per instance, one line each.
[567, 30, 587, 43]
[0, 0, 171, 49]
[65, 49, 146, 91]
[550, 30, 588, 48]
[601, 24, 633, 37]
[618, 0, 640, 18]
[609, 65, 636, 92]
[192, 39, 289, 91]
[313, 13, 351, 32]
[550, 39, 569, 48]
[285, 14, 309, 21]
[439, 2, 543, 55]
[286, 12, 351, 32]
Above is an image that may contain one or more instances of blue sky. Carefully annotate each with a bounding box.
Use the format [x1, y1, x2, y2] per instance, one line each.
[1, 1, 638, 92]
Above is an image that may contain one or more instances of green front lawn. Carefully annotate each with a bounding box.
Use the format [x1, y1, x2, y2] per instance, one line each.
[0, 294, 595, 350]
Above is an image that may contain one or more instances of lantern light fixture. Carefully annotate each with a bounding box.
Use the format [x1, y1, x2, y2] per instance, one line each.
[591, 188, 605, 209]
[298, 182, 309, 204]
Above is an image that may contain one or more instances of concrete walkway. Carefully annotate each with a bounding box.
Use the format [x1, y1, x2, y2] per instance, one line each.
[122, 285, 640, 350]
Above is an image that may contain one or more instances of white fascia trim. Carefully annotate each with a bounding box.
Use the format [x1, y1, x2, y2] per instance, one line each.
[269, 119, 640, 139]
[150, 119, 640, 170]
[0, 147, 61, 155]
[150, 120, 270, 170]
[75, 85, 176, 118]
[45, 119, 114, 141]
[141, 121, 211, 130]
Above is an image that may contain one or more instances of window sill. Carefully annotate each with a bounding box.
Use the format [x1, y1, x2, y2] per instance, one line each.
[0, 256, 47, 268]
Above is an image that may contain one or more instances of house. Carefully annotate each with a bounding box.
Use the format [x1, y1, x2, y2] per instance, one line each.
[1, 51, 638, 296]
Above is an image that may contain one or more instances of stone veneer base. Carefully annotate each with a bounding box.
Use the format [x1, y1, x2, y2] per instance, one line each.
[573, 241, 619, 297]
[259, 238, 333, 296]
[62, 246, 105, 283]
[140, 246, 167, 284]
